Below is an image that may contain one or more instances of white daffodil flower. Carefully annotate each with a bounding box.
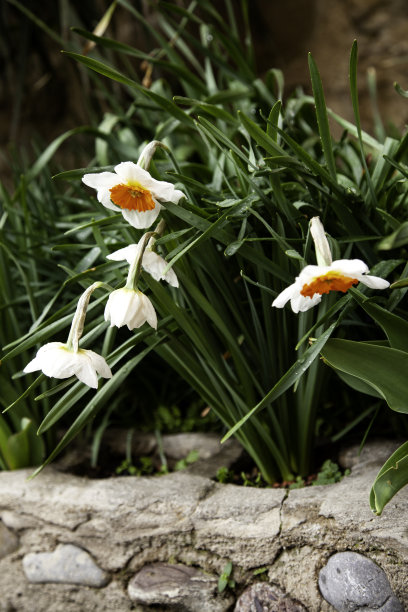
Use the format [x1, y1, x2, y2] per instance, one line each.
[107, 240, 179, 287]
[104, 288, 157, 330]
[82, 161, 185, 229]
[24, 342, 112, 389]
[272, 259, 390, 313]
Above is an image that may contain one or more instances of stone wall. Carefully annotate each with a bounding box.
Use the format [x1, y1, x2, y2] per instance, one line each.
[0, 437, 406, 611]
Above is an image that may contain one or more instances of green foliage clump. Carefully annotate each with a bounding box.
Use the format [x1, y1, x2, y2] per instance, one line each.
[2, 0, 408, 514]
[312, 460, 349, 486]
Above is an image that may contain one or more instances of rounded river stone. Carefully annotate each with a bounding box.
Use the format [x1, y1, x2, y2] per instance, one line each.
[319, 551, 403, 611]
[23, 543, 109, 587]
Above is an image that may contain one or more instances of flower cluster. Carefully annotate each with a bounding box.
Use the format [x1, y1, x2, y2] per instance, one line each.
[25, 149, 185, 388]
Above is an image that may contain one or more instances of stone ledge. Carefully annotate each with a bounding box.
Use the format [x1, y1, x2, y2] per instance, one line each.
[0, 438, 406, 611]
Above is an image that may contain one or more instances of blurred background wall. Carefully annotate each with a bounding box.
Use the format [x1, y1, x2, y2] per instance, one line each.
[1, 0, 408, 180]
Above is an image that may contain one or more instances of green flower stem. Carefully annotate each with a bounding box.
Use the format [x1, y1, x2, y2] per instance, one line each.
[125, 232, 154, 291]
[125, 220, 166, 291]
[147, 218, 166, 252]
[66, 281, 109, 352]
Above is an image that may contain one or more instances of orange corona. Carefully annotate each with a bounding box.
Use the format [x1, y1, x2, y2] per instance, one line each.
[301, 273, 358, 298]
[109, 184, 155, 212]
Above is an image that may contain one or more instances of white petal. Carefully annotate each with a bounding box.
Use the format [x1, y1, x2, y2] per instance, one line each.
[292, 293, 321, 313]
[24, 342, 110, 389]
[272, 284, 297, 309]
[121, 204, 161, 229]
[149, 181, 185, 203]
[105, 289, 132, 327]
[73, 353, 99, 389]
[33, 343, 77, 379]
[24, 356, 44, 374]
[125, 292, 149, 330]
[297, 265, 328, 284]
[330, 259, 369, 277]
[99, 194, 121, 212]
[357, 275, 390, 289]
[114, 162, 151, 185]
[107, 244, 141, 263]
[23, 341, 67, 374]
[82, 172, 120, 211]
[82, 171, 118, 190]
[142, 250, 179, 287]
[139, 293, 157, 329]
[85, 350, 112, 379]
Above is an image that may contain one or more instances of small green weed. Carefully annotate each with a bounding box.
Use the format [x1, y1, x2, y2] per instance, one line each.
[174, 449, 199, 471]
[216, 466, 235, 484]
[312, 460, 350, 486]
[218, 562, 235, 593]
[289, 476, 306, 490]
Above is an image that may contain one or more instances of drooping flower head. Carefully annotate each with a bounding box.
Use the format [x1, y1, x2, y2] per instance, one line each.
[104, 288, 157, 330]
[82, 161, 185, 229]
[107, 238, 179, 288]
[24, 282, 112, 389]
[24, 342, 112, 389]
[272, 217, 389, 313]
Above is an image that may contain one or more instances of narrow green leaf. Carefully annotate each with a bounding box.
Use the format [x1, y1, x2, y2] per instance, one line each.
[326, 107, 382, 151]
[308, 53, 337, 181]
[221, 322, 337, 442]
[174, 96, 237, 123]
[62, 51, 193, 126]
[378, 221, 408, 250]
[238, 110, 284, 157]
[2, 374, 45, 414]
[370, 137, 399, 193]
[349, 41, 377, 206]
[72, 28, 207, 93]
[266, 100, 281, 143]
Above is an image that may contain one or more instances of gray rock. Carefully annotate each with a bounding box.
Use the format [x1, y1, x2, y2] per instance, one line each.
[0, 522, 18, 559]
[99, 430, 240, 462]
[318, 552, 403, 612]
[234, 582, 307, 611]
[337, 440, 400, 471]
[128, 562, 232, 611]
[23, 543, 109, 587]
